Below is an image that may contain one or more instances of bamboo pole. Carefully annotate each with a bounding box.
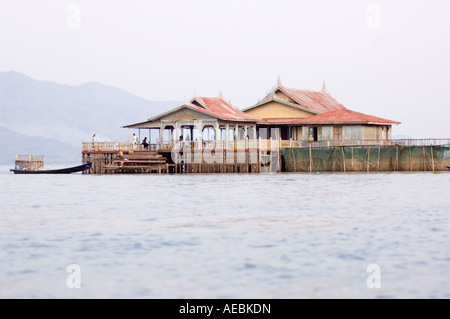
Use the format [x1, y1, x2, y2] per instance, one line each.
[431, 146, 435, 171]
[351, 147, 354, 171]
[291, 148, 297, 172]
[378, 146, 381, 171]
[309, 144, 312, 173]
[396, 146, 399, 171]
[278, 149, 281, 173]
[257, 146, 261, 173]
[410, 147, 413, 171]
[423, 146, 426, 171]
[342, 146, 346, 172]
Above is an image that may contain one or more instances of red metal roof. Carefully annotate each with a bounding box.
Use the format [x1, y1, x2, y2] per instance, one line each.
[283, 108, 400, 125]
[124, 92, 399, 129]
[281, 88, 347, 114]
[190, 97, 260, 122]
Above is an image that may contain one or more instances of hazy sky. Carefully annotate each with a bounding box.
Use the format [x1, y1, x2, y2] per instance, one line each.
[1, 0, 449, 138]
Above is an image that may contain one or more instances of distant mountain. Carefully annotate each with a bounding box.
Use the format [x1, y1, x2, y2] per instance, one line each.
[0, 71, 180, 147]
[0, 125, 80, 165]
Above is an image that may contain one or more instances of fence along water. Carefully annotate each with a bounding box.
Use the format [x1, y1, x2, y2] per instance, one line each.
[282, 144, 450, 173]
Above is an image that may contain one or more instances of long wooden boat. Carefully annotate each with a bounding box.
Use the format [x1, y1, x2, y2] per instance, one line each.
[10, 162, 92, 174]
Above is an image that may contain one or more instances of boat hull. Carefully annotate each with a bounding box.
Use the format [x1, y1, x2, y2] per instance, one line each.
[10, 163, 92, 174]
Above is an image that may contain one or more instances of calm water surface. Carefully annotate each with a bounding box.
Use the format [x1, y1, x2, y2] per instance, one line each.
[1, 166, 449, 298]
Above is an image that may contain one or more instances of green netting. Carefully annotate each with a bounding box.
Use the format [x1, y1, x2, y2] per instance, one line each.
[282, 145, 450, 172]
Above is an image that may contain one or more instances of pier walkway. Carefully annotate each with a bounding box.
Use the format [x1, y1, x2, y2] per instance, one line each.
[81, 139, 450, 174]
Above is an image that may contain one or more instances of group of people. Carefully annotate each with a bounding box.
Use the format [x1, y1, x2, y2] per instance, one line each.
[133, 133, 150, 150]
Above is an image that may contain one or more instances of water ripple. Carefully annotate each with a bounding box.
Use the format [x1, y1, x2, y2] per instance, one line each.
[1, 171, 449, 298]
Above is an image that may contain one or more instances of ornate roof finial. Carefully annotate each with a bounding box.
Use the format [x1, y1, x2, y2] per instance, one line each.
[321, 81, 328, 93]
[218, 90, 224, 100]
[277, 74, 282, 88]
[193, 89, 198, 97]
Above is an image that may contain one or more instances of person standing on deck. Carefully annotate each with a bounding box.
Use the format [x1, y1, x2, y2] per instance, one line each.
[91, 133, 96, 151]
[117, 150, 124, 167]
[132, 133, 138, 150]
[142, 137, 149, 150]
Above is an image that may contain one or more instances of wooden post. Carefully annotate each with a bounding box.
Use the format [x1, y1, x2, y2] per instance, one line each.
[257, 147, 260, 173]
[158, 125, 163, 151]
[198, 149, 202, 173]
[342, 146, 346, 172]
[225, 123, 229, 147]
[244, 125, 248, 151]
[367, 147, 370, 172]
[410, 147, 413, 171]
[396, 146, 399, 171]
[309, 144, 312, 173]
[378, 146, 381, 171]
[431, 146, 435, 171]
[278, 149, 281, 173]
[423, 146, 426, 171]
[291, 148, 296, 172]
[351, 147, 354, 171]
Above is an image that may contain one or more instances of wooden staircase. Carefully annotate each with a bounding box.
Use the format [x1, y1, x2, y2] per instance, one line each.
[101, 151, 176, 174]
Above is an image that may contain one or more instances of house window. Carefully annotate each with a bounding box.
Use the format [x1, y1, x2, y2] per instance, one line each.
[202, 126, 215, 141]
[228, 128, 235, 141]
[237, 126, 245, 140]
[219, 127, 227, 141]
[247, 126, 255, 139]
[308, 127, 322, 141]
[258, 127, 268, 139]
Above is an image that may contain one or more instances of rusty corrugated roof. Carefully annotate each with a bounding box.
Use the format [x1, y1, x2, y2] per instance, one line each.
[274, 109, 400, 125]
[243, 82, 398, 125]
[243, 85, 347, 115]
[282, 88, 347, 114]
[123, 85, 400, 129]
[191, 97, 260, 122]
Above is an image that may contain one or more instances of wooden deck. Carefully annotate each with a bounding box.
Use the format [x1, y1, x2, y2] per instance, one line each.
[81, 148, 273, 174]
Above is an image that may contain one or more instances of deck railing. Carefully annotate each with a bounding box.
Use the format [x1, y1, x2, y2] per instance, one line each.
[14, 155, 45, 171]
[391, 139, 450, 147]
[15, 155, 45, 161]
[82, 138, 450, 152]
[82, 141, 136, 152]
[295, 139, 450, 148]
